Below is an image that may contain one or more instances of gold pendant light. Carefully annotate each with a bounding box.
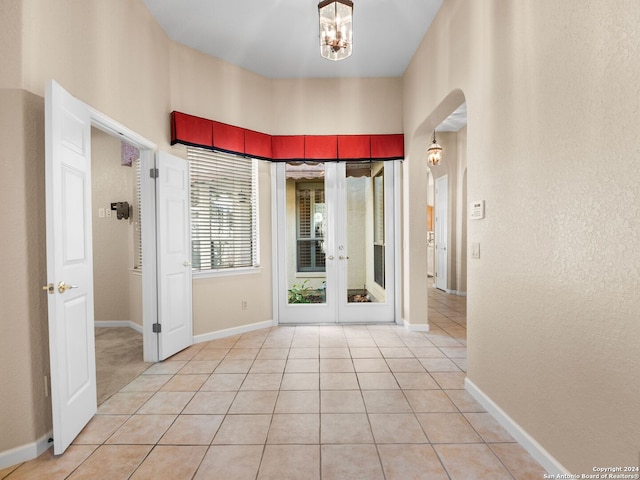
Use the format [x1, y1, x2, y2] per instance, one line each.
[318, 0, 353, 61]
[427, 131, 443, 166]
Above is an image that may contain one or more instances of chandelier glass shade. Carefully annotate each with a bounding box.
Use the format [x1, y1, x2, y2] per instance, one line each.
[318, 0, 353, 61]
[427, 131, 443, 166]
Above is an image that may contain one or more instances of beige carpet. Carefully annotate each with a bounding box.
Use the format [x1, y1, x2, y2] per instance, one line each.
[95, 327, 151, 405]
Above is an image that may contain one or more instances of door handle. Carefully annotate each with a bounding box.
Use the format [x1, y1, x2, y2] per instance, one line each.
[339, 255, 350, 260]
[183, 261, 191, 267]
[57, 281, 78, 294]
[327, 255, 334, 260]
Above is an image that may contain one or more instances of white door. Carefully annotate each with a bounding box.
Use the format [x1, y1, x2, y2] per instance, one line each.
[45, 80, 96, 454]
[435, 175, 448, 292]
[155, 151, 193, 360]
[276, 161, 395, 324]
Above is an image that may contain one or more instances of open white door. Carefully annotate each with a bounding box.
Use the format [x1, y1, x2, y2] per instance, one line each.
[435, 175, 448, 291]
[156, 151, 193, 360]
[45, 80, 96, 455]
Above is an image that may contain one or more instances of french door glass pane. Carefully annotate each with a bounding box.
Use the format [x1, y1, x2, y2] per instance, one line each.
[286, 163, 327, 304]
[345, 161, 386, 303]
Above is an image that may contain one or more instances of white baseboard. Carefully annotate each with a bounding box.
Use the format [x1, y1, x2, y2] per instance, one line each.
[439, 288, 467, 297]
[402, 319, 430, 332]
[0, 432, 52, 470]
[95, 320, 143, 334]
[193, 320, 273, 344]
[465, 378, 569, 475]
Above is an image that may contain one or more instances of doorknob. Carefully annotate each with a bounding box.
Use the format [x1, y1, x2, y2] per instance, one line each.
[327, 255, 334, 260]
[339, 255, 350, 260]
[183, 261, 191, 267]
[57, 281, 78, 294]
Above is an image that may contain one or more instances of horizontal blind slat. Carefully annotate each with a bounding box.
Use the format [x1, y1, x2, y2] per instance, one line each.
[187, 146, 258, 271]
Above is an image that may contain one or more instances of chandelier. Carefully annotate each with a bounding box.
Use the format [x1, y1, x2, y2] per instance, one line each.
[427, 131, 443, 166]
[318, 0, 353, 61]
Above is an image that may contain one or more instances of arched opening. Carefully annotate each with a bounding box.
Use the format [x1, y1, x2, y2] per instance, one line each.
[402, 89, 467, 338]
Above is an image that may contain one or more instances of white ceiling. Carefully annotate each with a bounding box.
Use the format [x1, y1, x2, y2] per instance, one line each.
[143, 0, 443, 79]
[436, 103, 467, 132]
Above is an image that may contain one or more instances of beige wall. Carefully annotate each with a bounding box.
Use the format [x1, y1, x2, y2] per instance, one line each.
[21, 0, 172, 146]
[403, 0, 640, 473]
[0, 88, 51, 453]
[0, 0, 22, 89]
[91, 128, 136, 323]
[455, 126, 467, 295]
[169, 44, 273, 133]
[270, 78, 402, 135]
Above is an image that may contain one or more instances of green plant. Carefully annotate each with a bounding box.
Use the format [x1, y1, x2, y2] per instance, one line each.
[288, 280, 314, 304]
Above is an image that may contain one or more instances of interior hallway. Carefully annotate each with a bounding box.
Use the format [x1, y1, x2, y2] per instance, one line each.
[0, 288, 546, 479]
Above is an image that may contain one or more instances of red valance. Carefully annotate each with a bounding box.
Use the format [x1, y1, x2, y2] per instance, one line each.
[170, 111, 404, 161]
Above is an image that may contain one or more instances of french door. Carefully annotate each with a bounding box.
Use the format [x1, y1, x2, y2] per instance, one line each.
[275, 161, 396, 324]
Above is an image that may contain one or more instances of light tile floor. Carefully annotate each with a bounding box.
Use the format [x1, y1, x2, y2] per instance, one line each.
[1, 287, 548, 479]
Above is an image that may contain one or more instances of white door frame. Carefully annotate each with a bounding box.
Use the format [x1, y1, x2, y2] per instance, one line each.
[89, 109, 160, 363]
[273, 161, 399, 324]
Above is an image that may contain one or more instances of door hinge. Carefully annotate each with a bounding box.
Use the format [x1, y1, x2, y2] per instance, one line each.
[150, 168, 159, 178]
[152, 323, 161, 333]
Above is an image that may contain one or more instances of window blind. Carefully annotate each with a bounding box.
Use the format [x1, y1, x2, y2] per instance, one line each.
[134, 158, 143, 271]
[187, 147, 259, 271]
[296, 183, 325, 272]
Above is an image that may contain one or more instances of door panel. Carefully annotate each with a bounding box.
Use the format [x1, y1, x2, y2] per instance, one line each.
[277, 161, 395, 324]
[45, 80, 96, 454]
[156, 151, 193, 360]
[278, 162, 334, 323]
[337, 162, 395, 323]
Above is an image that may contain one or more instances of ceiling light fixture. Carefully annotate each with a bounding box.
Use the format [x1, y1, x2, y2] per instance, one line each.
[318, 0, 353, 61]
[427, 131, 443, 166]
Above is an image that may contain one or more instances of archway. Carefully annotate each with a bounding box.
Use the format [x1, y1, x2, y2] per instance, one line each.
[402, 89, 467, 332]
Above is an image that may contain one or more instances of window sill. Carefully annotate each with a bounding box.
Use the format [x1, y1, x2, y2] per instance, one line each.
[193, 267, 262, 279]
[295, 272, 326, 278]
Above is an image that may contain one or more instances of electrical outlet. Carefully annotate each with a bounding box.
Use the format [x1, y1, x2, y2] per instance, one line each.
[471, 243, 480, 259]
[241, 300, 248, 311]
[106, 208, 112, 218]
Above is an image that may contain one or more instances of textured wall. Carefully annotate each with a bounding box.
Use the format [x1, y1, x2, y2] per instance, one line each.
[403, 0, 640, 472]
[91, 128, 135, 322]
[0, 0, 22, 89]
[0, 89, 51, 454]
[270, 77, 403, 135]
